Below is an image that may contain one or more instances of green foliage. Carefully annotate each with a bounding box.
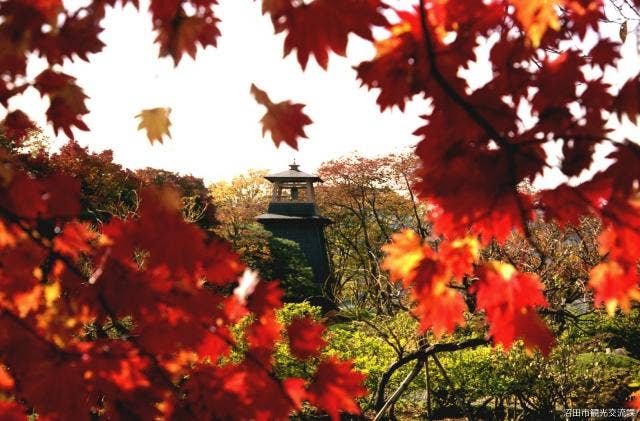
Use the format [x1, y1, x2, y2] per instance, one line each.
[228, 302, 322, 378]
[311, 308, 640, 419]
[564, 308, 640, 359]
[268, 237, 320, 302]
[324, 311, 423, 414]
[326, 322, 398, 393]
[276, 301, 322, 325]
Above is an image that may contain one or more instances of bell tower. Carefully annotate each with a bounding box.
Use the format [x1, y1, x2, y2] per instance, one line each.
[256, 163, 332, 286]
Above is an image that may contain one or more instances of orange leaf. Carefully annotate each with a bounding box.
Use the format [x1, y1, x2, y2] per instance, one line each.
[53, 221, 96, 260]
[381, 229, 426, 283]
[0, 365, 14, 390]
[250, 84, 312, 150]
[383, 232, 478, 336]
[511, 0, 562, 47]
[474, 261, 555, 355]
[413, 283, 467, 337]
[589, 261, 640, 315]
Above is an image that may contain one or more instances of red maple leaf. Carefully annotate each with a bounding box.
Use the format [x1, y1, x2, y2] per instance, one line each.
[614, 76, 640, 122]
[33, 69, 89, 138]
[0, 238, 45, 296]
[355, 9, 428, 111]
[41, 174, 82, 218]
[588, 38, 621, 70]
[287, 316, 327, 360]
[250, 83, 312, 150]
[197, 329, 233, 362]
[247, 280, 283, 316]
[103, 186, 241, 284]
[152, 0, 221, 64]
[263, 0, 388, 69]
[306, 357, 367, 421]
[37, 7, 106, 64]
[474, 261, 555, 355]
[0, 401, 26, 421]
[416, 142, 536, 244]
[541, 142, 640, 314]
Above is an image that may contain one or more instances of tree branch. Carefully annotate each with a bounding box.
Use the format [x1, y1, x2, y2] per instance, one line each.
[374, 358, 424, 420]
[373, 337, 489, 411]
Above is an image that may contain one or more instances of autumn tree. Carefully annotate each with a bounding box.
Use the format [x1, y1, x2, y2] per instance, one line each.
[209, 169, 271, 247]
[50, 141, 139, 222]
[2, 0, 640, 418]
[317, 152, 429, 313]
[136, 167, 217, 229]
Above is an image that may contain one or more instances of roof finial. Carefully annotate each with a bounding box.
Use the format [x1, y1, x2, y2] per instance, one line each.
[289, 157, 300, 171]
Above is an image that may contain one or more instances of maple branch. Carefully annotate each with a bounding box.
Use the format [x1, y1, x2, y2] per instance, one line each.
[373, 337, 488, 411]
[0, 308, 75, 358]
[416, 0, 545, 251]
[95, 293, 181, 394]
[0, 204, 192, 407]
[417, 1, 502, 144]
[622, 0, 640, 18]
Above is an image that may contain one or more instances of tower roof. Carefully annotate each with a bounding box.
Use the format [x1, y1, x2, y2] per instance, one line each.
[264, 163, 322, 182]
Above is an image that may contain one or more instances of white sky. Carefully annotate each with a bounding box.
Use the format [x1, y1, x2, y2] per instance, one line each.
[7, 0, 640, 185]
[10, 0, 426, 183]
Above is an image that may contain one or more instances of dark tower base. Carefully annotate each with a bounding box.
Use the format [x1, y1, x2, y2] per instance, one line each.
[258, 217, 331, 285]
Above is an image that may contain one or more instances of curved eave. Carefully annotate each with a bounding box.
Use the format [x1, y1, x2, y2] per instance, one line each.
[256, 213, 332, 224]
[264, 175, 322, 182]
[264, 169, 322, 182]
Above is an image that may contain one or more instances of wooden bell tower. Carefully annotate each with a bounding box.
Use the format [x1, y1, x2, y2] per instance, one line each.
[256, 163, 332, 286]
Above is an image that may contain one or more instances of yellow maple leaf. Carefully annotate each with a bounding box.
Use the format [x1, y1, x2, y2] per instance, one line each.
[136, 107, 172, 145]
[381, 229, 426, 282]
[511, 0, 562, 47]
